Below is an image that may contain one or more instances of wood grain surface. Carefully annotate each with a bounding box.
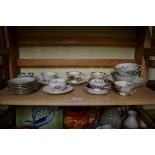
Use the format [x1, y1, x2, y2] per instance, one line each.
[0, 85, 155, 106]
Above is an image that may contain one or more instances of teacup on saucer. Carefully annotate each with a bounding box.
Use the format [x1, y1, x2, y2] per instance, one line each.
[49, 79, 71, 91]
[66, 71, 86, 84]
[89, 79, 111, 91]
[84, 84, 111, 95]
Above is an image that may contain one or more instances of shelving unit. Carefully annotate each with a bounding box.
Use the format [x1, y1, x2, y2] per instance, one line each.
[0, 26, 155, 128]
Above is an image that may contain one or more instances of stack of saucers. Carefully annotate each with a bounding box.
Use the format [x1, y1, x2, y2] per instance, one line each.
[8, 77, 39, 94]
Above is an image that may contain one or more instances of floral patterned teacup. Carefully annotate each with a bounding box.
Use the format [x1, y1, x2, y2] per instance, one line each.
[114, 81, 135, 96]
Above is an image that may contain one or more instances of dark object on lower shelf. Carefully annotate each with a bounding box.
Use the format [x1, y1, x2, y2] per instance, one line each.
[0, 106, 16, 129]
[0, 79, 6, 90]
[146, 80, 155, 91]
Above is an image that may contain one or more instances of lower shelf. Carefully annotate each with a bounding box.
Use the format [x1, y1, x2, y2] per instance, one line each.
[15, 105, 155, 129]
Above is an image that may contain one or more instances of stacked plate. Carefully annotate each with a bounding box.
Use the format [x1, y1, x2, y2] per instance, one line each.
[8, 77, 39, 94]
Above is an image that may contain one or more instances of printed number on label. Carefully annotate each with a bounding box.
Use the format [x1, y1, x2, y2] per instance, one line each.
[72, 97, 83, 102]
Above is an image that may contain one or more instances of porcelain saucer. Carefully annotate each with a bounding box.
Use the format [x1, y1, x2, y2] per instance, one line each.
[83, 84, 111, 95]
[43, 85, 74, 94]
[132, 77, 147, 88]
[69, 79, 86, 85]
[35, 75, 49, 85]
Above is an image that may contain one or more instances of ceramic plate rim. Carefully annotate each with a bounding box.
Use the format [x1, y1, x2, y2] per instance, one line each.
[9, 77, 36, 85]
[43, 85, 74, 94]
[70, 79, 86, 85]
[83, 85, 111, 95]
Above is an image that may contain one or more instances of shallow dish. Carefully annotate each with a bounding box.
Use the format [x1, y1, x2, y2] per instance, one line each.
[8, 77, 36, 85]
[43, 85, 74, 95]
[83, 84, 111, 95]
[69, 79, 86, 85]
[114, 72, 137, 82]
[132, 77, 147, 88]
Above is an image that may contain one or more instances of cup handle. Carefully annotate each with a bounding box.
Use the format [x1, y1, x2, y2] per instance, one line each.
[85, 79, 90, 83]
[87, 110, 99, 128]
[129, 89, 136, 95]
[104, 83, 111, 89]
[66, 80, 72, 88]
[136, 65, 142, 72]
[81, 73, 86, 80]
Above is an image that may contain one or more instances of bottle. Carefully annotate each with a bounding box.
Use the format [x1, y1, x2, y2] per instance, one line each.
[123, 110, 139, 129]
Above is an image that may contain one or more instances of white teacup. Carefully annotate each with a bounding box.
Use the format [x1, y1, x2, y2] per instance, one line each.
[90, 72, 109, 79]
[114, 81, 135, 96]
[41, 72, 57, 82]
[66, 71, 86, 84]
[115, 63, 142, 76]
[89, 79, 111, 90]
[49, 79, 70, 91]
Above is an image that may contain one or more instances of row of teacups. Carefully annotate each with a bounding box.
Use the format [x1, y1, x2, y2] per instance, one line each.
[18, 71, 111, 92]
[40, 71, 109, 82]
[39, 71, 111, 91]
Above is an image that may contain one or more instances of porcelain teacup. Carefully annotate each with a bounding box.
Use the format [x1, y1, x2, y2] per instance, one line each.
[41, 72, 57, 82]
[49, 79, 71, 91]
[90, 72, 109, 80]
[114, 63, 142, 76]
[66, 71, 86, 84]
[114, 81, 135, 96]
[89, 79, 111, 91]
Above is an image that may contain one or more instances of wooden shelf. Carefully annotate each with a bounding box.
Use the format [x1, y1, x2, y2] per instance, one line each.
[0, 85, 155, 106]
[17, 59, 136, 67]
[16, 37, 137, 47]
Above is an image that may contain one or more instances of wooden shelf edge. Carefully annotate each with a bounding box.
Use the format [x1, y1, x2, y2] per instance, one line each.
[17, 59, 136, 67]
[0, 86, 155, 106]
[16, 37, 137, 47]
